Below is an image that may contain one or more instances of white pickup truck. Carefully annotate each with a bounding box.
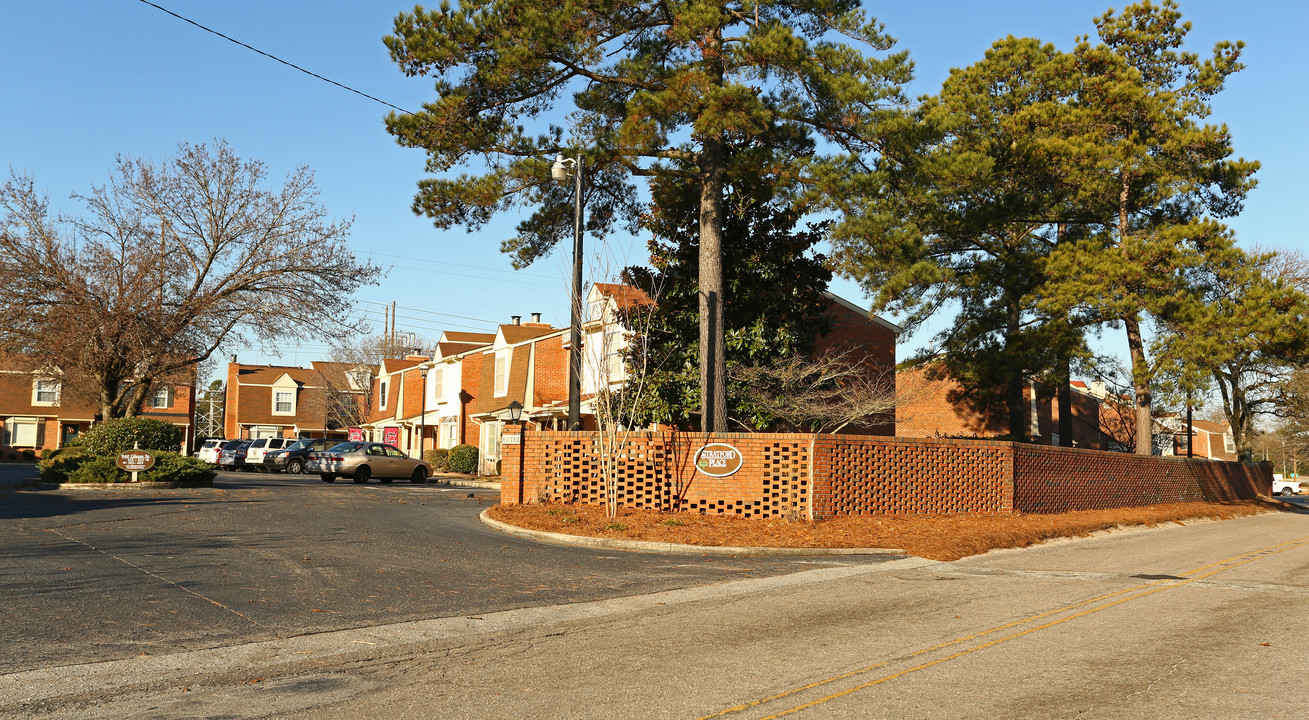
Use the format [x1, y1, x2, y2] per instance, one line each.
[1273, 474, 1302, 497]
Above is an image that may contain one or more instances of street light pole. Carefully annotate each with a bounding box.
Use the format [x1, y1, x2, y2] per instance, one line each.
[553, 153, 584, 431]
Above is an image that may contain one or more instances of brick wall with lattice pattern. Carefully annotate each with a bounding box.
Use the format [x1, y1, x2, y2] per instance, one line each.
[498, 426, 1272, 518]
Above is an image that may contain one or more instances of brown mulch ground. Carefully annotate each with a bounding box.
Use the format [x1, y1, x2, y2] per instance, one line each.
[487, 499, 1295, 561]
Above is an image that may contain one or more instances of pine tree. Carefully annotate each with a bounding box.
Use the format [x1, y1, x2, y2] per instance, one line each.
[1041, 0, 1258, 454]
[383, 0, 911, 431]
[623, 136, 833, 431]
[830, 36, 1094, 439]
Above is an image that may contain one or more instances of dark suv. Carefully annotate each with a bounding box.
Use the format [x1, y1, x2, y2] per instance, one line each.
[262, 438, 335, 475]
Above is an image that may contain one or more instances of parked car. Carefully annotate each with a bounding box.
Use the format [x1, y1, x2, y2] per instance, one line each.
[218, 440, 253, 471]
[262, 438, 335, 475]
[245, 437, 297, 470]
[196, 439, 227, 464]
[307, 442, 431, 484]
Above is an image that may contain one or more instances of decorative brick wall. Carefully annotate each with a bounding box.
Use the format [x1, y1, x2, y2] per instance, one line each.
[501, 427, 1273, 518]
[813, 436, 1013, 516]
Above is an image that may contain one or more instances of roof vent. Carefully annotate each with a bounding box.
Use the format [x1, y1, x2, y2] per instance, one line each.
[531, 312, 541, 323]
[511, 315, 521, 325]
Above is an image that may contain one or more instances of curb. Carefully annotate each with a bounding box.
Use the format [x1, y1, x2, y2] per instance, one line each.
[479, 509, 906, 557]
[38, 480, 215, 490]
[440, 478, 501, 490]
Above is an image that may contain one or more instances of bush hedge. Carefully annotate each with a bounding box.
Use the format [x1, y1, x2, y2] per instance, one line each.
[424, 448, 451, 472]
[41, 450, 216, 484]
[71, 418, 184, 455]
[448, 444, 478, 474]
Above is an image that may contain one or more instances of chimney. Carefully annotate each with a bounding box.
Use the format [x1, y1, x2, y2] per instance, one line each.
[1089, 380, 1107, 399]
[511, 315, 521, 326]
[531, 312, 541, 323]
[230, 354, 237, 364]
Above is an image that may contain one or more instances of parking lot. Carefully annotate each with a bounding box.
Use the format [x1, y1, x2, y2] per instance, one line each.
[0, 469, 895, 675]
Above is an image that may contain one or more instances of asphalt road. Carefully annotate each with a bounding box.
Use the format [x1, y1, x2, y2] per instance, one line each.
[4, 475, 1308, 719]
[0, 470, 895, 675]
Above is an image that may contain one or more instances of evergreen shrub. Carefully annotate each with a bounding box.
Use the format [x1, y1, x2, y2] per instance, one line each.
[424, 448, 451, 472]
[71, 418, 183, 455]
[448, 444, 478, 474]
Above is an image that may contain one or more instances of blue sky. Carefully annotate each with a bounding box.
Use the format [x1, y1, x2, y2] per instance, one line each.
[1, 1, 1302, 379]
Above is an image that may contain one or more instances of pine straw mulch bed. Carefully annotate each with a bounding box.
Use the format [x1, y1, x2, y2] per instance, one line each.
[487, 499, 1294, 561]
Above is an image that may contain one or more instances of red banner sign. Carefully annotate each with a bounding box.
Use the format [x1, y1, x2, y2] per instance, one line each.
[383, 426, 400, 446]
[347, 427, 364, 442]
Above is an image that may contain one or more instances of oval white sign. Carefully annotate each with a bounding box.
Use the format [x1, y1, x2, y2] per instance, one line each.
[694, 443, 743, 478]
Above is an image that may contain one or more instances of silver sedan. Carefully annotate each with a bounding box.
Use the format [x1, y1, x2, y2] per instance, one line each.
[307, 442, 431, 484]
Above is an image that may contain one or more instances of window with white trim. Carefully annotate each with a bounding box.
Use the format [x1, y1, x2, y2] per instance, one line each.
[32, 379, 60, 406]
[441, 420, 457, 449]
[494, 351, 508, 396]
[4, 417, 40, 447]
[1223, 432, 1235, 453]
[273, 390, 294, 415]
[150, 387, 171, 409]
[431, 368, 444, 401]
[380, 380, 388, 410]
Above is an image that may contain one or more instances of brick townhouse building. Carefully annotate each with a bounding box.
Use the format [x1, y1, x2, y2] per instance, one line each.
[223, 359, 374, 441]
[0, 354, 197, 451]
[224, 285, 902, 474]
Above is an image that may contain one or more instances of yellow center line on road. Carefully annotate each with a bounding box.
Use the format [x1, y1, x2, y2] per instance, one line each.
[696, 534, 1309, 720]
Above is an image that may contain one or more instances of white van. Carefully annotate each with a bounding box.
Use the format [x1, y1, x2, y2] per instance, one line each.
[245, 437, 296, 469]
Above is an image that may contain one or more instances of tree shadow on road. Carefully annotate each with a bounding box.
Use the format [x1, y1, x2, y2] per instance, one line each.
[0, 490, 245, 521]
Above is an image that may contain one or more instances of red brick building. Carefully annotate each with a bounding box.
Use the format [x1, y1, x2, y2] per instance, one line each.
[896, 364, 1106, 449]
[224, 360, 374, 440]
[0, 355, 196, 451]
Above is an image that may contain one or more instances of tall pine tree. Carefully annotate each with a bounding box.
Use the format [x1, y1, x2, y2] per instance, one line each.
[1041, 0, 1258, 454]
[384, 0, 911, 432]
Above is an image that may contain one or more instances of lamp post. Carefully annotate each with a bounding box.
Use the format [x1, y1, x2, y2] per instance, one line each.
[419, 366, 429, 459]
[552, 153, 584, 432]
[507, 400, 524, 425]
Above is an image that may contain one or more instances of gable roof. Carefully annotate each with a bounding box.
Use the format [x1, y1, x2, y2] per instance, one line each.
[441, 331, 496, 344]
[1190, 419, 1231, 434]
[499, 324, 560, 346]
[592, 282, 654, 310]
[821, 291, 903, 334]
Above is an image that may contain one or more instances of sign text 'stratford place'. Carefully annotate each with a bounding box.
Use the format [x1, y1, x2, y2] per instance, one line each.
[694, 442, 744, 478]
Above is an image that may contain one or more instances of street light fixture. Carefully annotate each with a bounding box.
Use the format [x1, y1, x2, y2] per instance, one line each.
[507, 399, 524, 425]
[419, 365, 430, 459]
[552, 153, 584, 432]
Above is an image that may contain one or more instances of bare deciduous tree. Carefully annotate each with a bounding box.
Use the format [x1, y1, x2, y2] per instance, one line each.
[0, 139, 381, 419]
[729, 348, 897, 434]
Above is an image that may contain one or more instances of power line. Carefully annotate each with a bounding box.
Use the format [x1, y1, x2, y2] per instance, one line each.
[355, 299, 500, 326]
[134, 0, 413, 114]
[365, 251, 559, 281]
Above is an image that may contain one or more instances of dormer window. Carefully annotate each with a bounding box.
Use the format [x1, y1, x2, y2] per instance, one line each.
[273, 390, 295, 415]
[32, 379, 60, 406]
[380, 380, 388, 410]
